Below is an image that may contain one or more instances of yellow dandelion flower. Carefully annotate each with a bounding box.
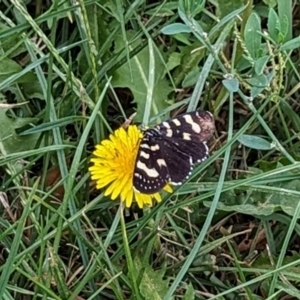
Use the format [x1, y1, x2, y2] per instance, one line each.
[89, 125, 172, 208]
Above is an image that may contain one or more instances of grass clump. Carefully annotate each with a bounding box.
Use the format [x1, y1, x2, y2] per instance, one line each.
[1, 0, 300, 299]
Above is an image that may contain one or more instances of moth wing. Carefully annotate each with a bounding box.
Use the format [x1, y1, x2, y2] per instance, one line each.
[133, 138, 169, 194]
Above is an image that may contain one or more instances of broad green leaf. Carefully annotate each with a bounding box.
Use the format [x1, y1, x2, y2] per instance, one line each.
[172, 33, 192, 45]
[277, 282, 300, 299]
[166, 52, 182, 72]
[278, 0, 292, 41]
[253, 251, 300, 275]
[208, 201, 275, 216]
[280, 15, 289, 42]
[280, 36, 300, 51]
[0, 23, 27, 57]
[20, 81, 44, 99]
[250, 71, 275, 98]
[161, 23, 192, 35]
[236, 55, 253, 72]
[182, 70, 199, 88]
[0, 57, 35, 84]
[136, 257, 169, 300]
[183, 283, 195, 300]
[0, 57, 21, 81]
[247, 73, 269, 88]
[266, 180, 300, 217]
[214, 0, 244, 19]
[205, 180, 300, 217]
[263, 0, 277, 8]
[238, 134, 273, 150]
[244, 12, 262, 59]
[173, 41, 205, 86]
[178, 0, 205, 17]
[267, 9, 280, 42]
[258, 160, 279, 172]
[13, 7, 27, 24]
[0, 109, 40, 154]
[254, 55, 270, 75]
[222, 77, 239, 92]
[112, 32, 172, 122]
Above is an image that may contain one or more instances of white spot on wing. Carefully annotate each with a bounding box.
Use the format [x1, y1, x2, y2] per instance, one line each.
[140, 151, 150, 159]
[136, 161, 159, 177]
[183, 114, 201, 133]
[169, 181, 183, 185]
[162, 121, 170, 128]
[157, 159, 167, 167]
[140, 143, 150, 149]
[183, 132, 191, 140]
[172, 118, 181, 126]
[150, 144, 160, 151]
[166, 129, 173, 137]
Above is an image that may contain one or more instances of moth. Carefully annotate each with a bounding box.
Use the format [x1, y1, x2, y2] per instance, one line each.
[133, 110, 215, 194]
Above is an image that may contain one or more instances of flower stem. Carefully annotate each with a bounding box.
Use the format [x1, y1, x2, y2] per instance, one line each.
[119, 203, 141, 299]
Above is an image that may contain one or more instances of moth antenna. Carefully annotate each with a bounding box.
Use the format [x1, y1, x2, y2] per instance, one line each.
[122, 112, 137, 129]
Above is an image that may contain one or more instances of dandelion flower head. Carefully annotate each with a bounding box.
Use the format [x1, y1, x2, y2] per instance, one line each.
[89, 125, 172, 208]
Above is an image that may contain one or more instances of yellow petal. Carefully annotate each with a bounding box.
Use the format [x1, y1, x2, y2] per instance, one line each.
[153, 193, 162, 202]
[111, 174, 130, 200]
[163, 184, 173, 193]
[124, 189, 133, 207]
